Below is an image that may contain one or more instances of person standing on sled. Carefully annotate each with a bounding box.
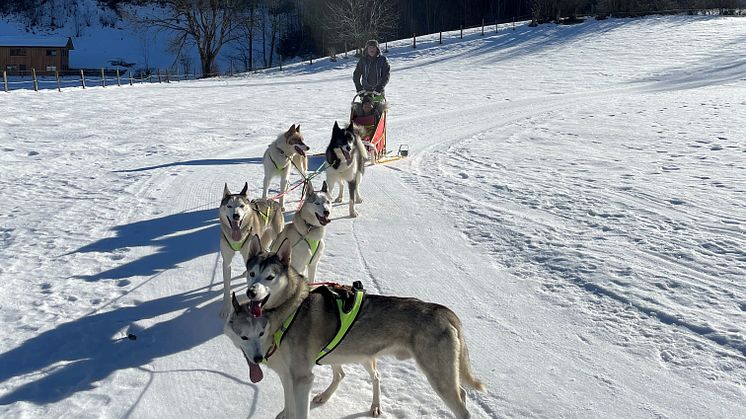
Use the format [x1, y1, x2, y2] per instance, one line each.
[353, 39, 390, 116]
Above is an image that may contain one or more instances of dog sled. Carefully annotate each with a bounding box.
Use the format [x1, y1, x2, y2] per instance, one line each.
[350, 92, 408, 164]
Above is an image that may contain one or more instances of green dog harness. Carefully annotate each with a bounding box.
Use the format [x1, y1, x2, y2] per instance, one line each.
[264, 285, 365, 364]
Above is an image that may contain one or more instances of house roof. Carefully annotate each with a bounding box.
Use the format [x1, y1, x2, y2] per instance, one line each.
[0, 36, 74, 49]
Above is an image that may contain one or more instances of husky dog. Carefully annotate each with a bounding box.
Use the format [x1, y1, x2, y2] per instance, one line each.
[219, 183, 282, 318]
[263, 124, 310, 210]
[325, 121, 369, 217]
[270, 181, 332, 282]
[225, 292, 382, 416]
[236, 236, 485, 419]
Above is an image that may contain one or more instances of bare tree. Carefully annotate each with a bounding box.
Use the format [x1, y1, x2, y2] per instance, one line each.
[324, 0, 399, 53]
[140, 0, 246, 77]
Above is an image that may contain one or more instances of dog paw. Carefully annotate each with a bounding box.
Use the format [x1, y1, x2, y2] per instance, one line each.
[312, 393, 330, 404]
[350, 210, 359, 218]
[369, 405, 382, 417]
[218, 304, 231, 318]
[334, 197, 343, 203]
[274, 411, 286, 419]
[355, 197, 363, 203]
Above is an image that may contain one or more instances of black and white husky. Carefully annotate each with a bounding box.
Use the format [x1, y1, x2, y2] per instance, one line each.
[325, 121, 368, 217]
[218, 183, 282, 318]
[225, 236, 485, 419]
[262, 124, 310, 210]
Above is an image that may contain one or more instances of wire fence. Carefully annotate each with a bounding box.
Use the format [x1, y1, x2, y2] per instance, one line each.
[2, 68, 199, 92]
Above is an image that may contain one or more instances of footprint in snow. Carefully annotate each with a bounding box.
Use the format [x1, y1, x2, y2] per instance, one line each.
[459, 172, 469, 179]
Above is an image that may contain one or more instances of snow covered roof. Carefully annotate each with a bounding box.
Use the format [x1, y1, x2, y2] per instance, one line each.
[0, 36, 74, 49]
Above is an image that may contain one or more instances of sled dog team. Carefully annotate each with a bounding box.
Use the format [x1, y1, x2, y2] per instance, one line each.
[220, 122, 484, 419]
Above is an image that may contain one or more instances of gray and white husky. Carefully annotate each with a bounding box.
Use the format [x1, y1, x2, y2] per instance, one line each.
[325, 121, 368, 217]
[228, 236, 485, 419]
[225, 292, 382, 417]
[263, 124, 310, 210]
[270, 181, 332, 282]
[218, 183, 283, 318]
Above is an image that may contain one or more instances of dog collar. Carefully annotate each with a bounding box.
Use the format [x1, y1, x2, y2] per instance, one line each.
[270, 148, 290, 172]
[254, 204, 272, 226]
[223, 217, 250, 251]
[263, 305, 299, 362]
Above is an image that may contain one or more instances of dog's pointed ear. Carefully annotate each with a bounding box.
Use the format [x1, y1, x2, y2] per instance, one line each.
[296, 124, 301, 132]
[232, 292, 241, 314]
[240, 182, 249, 198]
[321, 181, 329, 194]
[276, 238, 291, 266]
[223, 183, 231, 197]
[333, 121, 340, 132]
[248, 234, 262, 259]
[287, 124, 296, 135]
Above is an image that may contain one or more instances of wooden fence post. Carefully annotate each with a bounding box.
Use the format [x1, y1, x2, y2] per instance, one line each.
[116, 69, 121, 86]
[481, 18, 485, 35]
[413, 33, 416, 49]
[157, 70, 162, 83]
[80, 69, 86, 89]
[166, 70, 170, 83]
[55, 70, 61, 92]
[32, 68, 38, 91]
[3, 70, 8, 92]
[101, 68, 106, 87]
[512, 17, 516, 30]
[344, 42, 348, 58]
[460, 25, 463, 39]
[129, 71, 133, 86]
[385, 40, 388, 53]
[439, 31, 442, 44]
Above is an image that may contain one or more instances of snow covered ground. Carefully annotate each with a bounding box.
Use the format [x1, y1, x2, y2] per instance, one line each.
[1, 15, 745, 419]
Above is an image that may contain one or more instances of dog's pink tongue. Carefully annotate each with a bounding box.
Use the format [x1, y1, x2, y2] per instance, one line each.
[250, 301, 263, 318]
[230, 220, 242, 241]
[249, 361, 264, 383]
[343, 150, 352, 164]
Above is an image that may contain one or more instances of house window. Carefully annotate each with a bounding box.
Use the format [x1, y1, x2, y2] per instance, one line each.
[6, 65, 19, 72]
[10, 48, 26, 56]
[46, 65, 57, 72]
[47, 49, 58, 56]
[19, 64, 27, 72]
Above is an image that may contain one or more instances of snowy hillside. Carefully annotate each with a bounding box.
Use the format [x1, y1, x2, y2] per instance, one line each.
[1, 15, 745, 419]
[1, 0, 200, 71]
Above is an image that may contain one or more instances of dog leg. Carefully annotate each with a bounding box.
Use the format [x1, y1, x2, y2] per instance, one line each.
[263, 173, 271, 200]
[279, 172, 288, 211]
[363, 359, 382, 417]
[415, 337, 470, 419]
[219, 249, 235, 318]
[305, 241, 323, 282]
[348, 180, 358, 217]
[334, 180, 344, 203]
[292, 371, 314, 419]
[355, 172, 364, 203]
[312, 365, 344, 405]
[276, 371, 295, 419]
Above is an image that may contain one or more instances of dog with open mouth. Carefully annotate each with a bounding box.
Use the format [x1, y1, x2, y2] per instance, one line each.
[235, 236, 484, 419]
[325, 121, 369, 217]
[270, 181, 332, 282]
[262, 124, 310, 211]
[218, 182, 285, 318]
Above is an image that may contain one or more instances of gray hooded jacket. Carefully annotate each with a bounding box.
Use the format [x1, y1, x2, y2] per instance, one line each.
[353, 45, 390, 94]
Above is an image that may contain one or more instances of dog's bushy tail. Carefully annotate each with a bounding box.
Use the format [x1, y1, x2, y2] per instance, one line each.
[455, 318, 486, 392]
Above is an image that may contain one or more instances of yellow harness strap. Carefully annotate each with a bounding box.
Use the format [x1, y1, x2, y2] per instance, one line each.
[315, 289, 365, 364]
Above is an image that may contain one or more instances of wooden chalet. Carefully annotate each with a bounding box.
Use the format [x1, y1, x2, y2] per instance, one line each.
[0, 36, 74, 76]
